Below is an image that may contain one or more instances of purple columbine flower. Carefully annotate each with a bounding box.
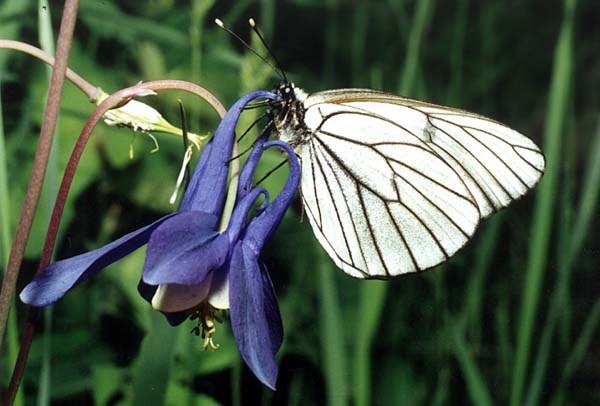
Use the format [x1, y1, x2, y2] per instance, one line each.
[20, 90, 300, 389]
[143, 133, 300, 389]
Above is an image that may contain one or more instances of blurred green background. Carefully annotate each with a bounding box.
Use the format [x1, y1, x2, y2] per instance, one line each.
[1, 0, 598, 404]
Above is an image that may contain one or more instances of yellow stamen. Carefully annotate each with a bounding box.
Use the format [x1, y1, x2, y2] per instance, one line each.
[189, 302, 223, 351]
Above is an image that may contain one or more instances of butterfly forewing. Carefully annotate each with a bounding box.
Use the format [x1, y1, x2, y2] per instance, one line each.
[307, 89, 545, 217]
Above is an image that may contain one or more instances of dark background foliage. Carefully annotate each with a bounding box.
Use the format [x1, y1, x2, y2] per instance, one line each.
[1, 0, 599, 405]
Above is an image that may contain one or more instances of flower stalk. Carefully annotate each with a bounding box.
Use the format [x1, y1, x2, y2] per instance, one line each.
[0, 40, 207, 151]
[95, 89, 208, 149]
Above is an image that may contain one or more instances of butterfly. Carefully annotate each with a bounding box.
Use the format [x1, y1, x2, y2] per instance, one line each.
[272, 84, 545, 279]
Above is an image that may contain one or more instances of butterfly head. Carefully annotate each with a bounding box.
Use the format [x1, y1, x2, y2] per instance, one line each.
[274, 82, 308, 103]
[272, 82, 310, 147]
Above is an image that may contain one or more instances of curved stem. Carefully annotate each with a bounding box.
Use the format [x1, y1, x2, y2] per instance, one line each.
[5, 80, 226, 405]
[0, 39, 98, 99]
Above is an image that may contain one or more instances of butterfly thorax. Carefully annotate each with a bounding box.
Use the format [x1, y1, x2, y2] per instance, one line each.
[273, 83, 311, 148]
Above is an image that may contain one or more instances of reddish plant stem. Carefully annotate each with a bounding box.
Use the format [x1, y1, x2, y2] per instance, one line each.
[0, 0, 79, 354]
[0, 39, 98, 98]
[5, 80, 226, 405]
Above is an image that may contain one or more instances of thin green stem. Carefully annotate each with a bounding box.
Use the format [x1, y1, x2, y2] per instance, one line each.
[353, 280, 386, 406]
[36, 2, 57, 404]
[317, 248, 348, 406]
[464, 214, 503, 342]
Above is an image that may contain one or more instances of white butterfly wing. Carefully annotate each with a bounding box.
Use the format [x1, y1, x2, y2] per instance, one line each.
[296, 89, 544, 278]
[297, 100, 480, 278]
[305, 89, 546, 217]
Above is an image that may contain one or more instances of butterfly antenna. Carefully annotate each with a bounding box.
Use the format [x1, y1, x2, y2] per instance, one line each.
[215, 18, 284, 81]
[256, 158, 289, 186]
[227, 112, 274, 164]
[237, 112, 267, 143]
[248, 18, 288, 83]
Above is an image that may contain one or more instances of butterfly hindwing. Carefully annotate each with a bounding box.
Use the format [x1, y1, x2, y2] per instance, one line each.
[298, 101, 481, 278]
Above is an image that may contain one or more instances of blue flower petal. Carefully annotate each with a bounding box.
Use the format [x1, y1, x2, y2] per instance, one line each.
[180, 91, 278, 218]
[224, 140, 298, 389]
[243, 140, 300, 252]
[229, 241, 283, 390]
[143, 185, 267, 286]
[223, 187, 269, 244]
[142, 211, 225, 285]
[20, 214, 177, 306]
[236, 130, 269, 201]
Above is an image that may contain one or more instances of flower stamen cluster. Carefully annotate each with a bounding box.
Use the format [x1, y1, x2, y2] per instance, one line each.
[189, 303, 223, 351]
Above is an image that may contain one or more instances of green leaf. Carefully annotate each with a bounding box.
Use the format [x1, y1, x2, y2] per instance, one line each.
[92, 363, 127, 406]
[131, 311, 179, 406]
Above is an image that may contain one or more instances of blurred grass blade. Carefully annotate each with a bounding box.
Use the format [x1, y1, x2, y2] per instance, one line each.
[398, 0, 435, 95]
[549, 297, 600, 406]
[0, 94, 9, 275]
[231, 355, 241, 406]
[451, 320, 493, 406]
[323, 0, 339, 84]
[463, 214, 503, 341]
[555, 112, 576, 346]
[430, 367, 450, 406]
[353, 280, 386, 406]
[79, 2, 188, 48]
[37, 1, 59, 404]
[189, 0, 215, 128]
[132, 311, 179, 406]
[0, 84, 24, 406]
[317, 248, 349, 406]
[495, 296, 512, 382]
[0, 0, 29, 66]
[37, 308, 52, 406]
[351, 0, 368, 85]
[0, 3, 31, 405]
[510, 0, 576, 404]
[445, 0, 469, 106]
[92, 364, 125, 405]
[562, 115, 600, 271]
[259, 0, 275, 38]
